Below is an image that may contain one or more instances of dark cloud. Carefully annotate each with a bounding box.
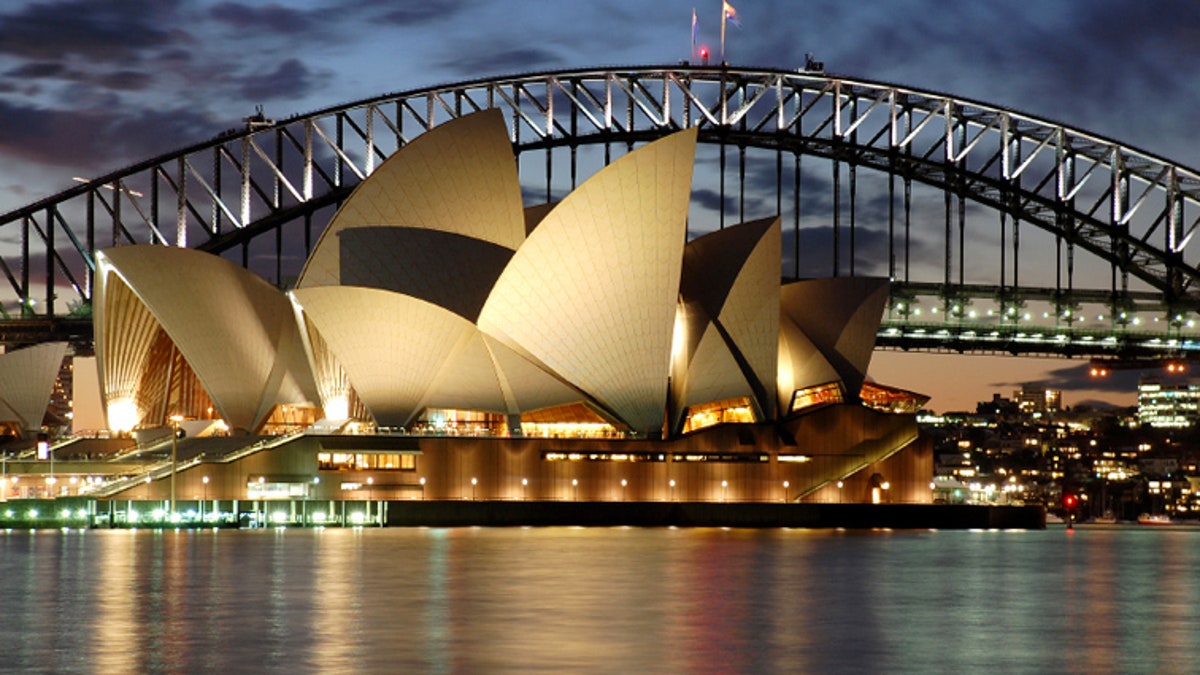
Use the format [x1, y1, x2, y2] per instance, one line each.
[98, 70, 153, 92]
[995, 361, 1150, 395]
[0, 99, 215, 170]
[208, 2, 316, 34]
[369, 0, 471, 25]
[691, 187, 734, 214]
[437, 47, 562, 78]
[234, 58, 326, 101]
[0, 0, 188, 63]
[5, 62, 65, 78]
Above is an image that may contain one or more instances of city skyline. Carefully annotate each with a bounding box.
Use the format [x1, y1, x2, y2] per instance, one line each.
[1, 0, 1198, 412]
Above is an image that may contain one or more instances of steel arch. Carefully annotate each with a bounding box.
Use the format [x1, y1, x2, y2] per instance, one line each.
[5, 64, 1200, 355]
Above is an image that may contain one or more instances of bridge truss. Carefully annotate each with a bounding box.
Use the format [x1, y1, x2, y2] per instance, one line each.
[4, 65, 1200, 362]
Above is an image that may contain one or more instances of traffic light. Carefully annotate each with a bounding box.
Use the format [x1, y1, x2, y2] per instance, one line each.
[1063, 494, 1077, 510]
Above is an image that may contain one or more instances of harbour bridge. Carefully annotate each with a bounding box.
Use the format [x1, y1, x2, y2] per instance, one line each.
[4, 64, 1200, 367]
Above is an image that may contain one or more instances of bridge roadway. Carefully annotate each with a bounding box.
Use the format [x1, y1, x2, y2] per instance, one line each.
[4, 312, 1197, 364]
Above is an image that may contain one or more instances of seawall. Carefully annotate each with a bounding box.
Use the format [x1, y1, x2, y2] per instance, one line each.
[384, 501, 1046, 529]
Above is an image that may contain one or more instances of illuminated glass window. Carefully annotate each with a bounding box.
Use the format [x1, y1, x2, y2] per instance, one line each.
[670, 453, 769, 463]
[415, 408, 507, 435]
[543, 451, 666, 462]
[522, 403, 618, 438]
[681, 397, 756, 433]
[317, 452, 416, 471]
[790, 382, 844, 413]
[859, 382, 930, 414]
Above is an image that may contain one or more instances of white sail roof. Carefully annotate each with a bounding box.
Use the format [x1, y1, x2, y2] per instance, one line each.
[96, 245, 318, 432]
[298, 109, 525, 288]
[478, 129, 698, 433]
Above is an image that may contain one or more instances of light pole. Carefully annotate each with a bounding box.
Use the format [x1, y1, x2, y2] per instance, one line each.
[169, 415, 183, 516]
[521, 477, 528, 500]
[837, 480, 844, 504]
[471, 477, 478, 500]
[572, 478, 578, 501]
[782, 480, 790, 503]
[201, 475, 209, 520]
[620, 478, 627, 501]
[669, 479, 676, 501]
[722, 480, 728, 502]
[419, 476, 426, 500]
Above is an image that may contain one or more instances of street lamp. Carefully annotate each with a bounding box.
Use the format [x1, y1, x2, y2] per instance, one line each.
[669, 479, 676, 501]
[169, 414, 184, 516]
[572, 478, 578, 501]
[471, 477, 478, 500]
[521, 477, 528, 500]
[721, 480, 728, 502]
[419, 476, 426, 500]
[201, 475, 209, 520]
[782, 480, 790, 503]
[620, 478, 627, 501]
[837, 480, 844, 504]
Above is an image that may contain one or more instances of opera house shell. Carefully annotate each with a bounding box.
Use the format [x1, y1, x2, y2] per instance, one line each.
[89, 109, 931, 505]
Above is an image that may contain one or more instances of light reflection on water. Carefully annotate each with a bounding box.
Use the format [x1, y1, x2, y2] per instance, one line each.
[0, 526, 1197, 673]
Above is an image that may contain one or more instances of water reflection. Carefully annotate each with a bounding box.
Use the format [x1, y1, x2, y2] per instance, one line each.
[0, 526, 1198, 672]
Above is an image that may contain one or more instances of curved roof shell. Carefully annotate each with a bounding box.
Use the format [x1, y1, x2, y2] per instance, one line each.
[293, 286, 581, 427]
[337, 227, 513, 322]
[674, 218, 781, 426]
[478, 128, 698, 434]
[779, 277, 890, 402]
[96, 245, 318, 432]
[297, 109, 525, 288]
[0, 342, 67, 434]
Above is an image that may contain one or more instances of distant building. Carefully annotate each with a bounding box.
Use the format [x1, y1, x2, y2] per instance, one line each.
[1015, 384, 1061, 415]
[1137, 378, 1200, 428]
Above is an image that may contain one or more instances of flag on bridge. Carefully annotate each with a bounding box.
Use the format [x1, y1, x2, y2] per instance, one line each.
[723, 1, 740, 27]
[692, 8, 698, 61]
[720, 1, 741, 61]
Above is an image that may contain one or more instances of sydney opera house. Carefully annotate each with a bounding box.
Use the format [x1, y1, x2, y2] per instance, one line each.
[3, 109, 931, 514]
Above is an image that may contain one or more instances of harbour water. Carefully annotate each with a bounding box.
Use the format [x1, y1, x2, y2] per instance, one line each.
[1, 525, 1196, 673]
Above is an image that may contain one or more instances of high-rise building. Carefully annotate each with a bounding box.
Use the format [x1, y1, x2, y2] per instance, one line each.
[1014, 384, 1062, 415]
[1138, 378, 1200, 428]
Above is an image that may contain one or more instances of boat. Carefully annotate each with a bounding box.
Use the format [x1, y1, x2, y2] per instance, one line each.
[1137, 513, 1175, 526]
[1093, 512, 1118, 524]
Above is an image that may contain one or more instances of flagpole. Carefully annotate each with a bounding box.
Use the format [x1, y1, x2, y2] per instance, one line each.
[691, 8, 697, 62]
[720, 1, 726, 63]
